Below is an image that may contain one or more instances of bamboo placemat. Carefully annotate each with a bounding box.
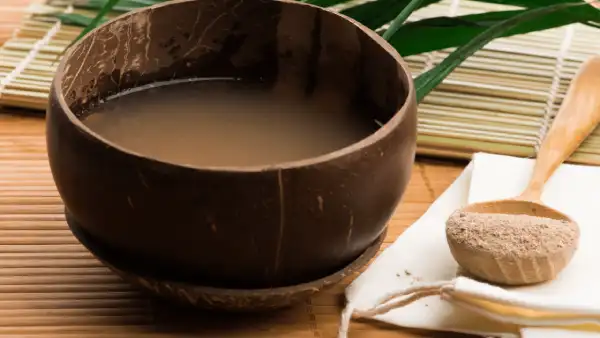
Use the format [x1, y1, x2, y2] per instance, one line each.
[0, 111, 466, 337]
[1, 0, 600, 164]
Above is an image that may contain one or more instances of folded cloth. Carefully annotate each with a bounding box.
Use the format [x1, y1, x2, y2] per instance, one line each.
[339, 153, 600, 338]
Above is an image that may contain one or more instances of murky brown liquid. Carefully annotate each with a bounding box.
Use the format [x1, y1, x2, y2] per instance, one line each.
[82, 79, 378, 167]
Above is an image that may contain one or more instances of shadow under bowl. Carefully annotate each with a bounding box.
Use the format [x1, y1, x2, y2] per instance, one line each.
[67, 209, 385, 311]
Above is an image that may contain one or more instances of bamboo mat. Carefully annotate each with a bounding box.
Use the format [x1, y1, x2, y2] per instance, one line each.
[0, 110, 468, 337]
[408, 2, 600, 164]
[3, 0, 600, 164]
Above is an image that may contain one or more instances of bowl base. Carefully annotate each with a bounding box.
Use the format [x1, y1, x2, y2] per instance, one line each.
[66, 209, 386, 312]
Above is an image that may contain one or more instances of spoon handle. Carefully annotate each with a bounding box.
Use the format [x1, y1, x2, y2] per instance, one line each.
[520, 56, 600, 202]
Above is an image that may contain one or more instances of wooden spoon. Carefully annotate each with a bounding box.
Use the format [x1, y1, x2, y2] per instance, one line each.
[446, 55, 600, 286]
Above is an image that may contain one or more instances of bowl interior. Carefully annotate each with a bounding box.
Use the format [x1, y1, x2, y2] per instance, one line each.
[54, 0, 411, 169]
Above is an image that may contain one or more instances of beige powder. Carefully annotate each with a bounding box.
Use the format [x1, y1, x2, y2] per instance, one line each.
[82, 78, 377, 168]
[446, 211, 578, 258]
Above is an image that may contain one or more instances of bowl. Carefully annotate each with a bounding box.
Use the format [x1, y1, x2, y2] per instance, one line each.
[47, 0, 417, 290]
[67, 211, 386, 311]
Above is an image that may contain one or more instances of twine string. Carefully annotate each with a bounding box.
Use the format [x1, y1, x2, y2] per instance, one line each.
[337, 281, 452, 338]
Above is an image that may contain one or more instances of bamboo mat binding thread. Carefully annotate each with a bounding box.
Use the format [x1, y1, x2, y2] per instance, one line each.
[1, 0, 600, 165]
[0, 113, 467, 338]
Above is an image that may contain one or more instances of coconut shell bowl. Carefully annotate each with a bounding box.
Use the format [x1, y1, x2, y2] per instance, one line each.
[46, 0, 417, 311]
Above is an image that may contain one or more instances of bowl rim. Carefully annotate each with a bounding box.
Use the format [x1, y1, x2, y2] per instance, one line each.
[52, 0, 416, 174]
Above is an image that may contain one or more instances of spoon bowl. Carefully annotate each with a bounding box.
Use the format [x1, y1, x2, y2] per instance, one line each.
[457, 199, 573, 220]
[447, 200, 579, 285]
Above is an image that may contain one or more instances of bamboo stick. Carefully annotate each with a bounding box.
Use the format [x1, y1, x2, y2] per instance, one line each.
[417, 134, 535, 155]
[0, 215, 65, 222]
[0, 326, 165, 335]
[418, 105, 542, 122]
[0, 251, 91, 259]
[0, 229, 74, 236]
[0, 297, 150, 309]
[0, 294, 141, 302]
[418, 126, 536, 146]
[0, 283, 132, 293]
[0, 267, 111, 276]
[0, 274, 124, 284]
[419, 117, 540, 136]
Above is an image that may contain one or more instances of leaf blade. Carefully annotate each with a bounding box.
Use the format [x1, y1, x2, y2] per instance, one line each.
[472, 0, 600, 28]
[70, 0, 120, 45]
[340, 0, 441, 30]
[413, 2, 588, 102]
[382, 0, 426, 40]
[54, 13, 106, 27]
[388, 7, 594, 57]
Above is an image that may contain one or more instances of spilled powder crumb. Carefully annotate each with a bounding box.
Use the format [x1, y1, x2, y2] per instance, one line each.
[446, 211, 578, 258]
[396, 270, 412, 278]
[396, 269, 423, 285]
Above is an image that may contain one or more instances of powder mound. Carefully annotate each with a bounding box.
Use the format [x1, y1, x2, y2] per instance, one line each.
[446, 211, 578, 258]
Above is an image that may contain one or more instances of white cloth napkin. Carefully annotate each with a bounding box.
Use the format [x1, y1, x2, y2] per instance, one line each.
[339, 153, 600, 338]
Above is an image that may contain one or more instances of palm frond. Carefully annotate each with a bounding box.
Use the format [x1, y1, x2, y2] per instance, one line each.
[388, 7, 596, 57]
[413, 1, 591, 102]
[340, 0, 440, 30]
[69, 0, 119, 46]
[382, 0, 426, 40]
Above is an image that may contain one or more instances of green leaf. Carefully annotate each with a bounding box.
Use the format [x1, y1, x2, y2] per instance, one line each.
[484, 0, 600, 17]
[382, 0, 426, 40]
[340, 0, 441, 30]
[72, 0, 163, 12]
[413, 2, 589, 102]
[70, 0, 119, 45]
[475, 0, 584, 7]
[473, 0, 600, 28]
[406, 16, 486, 27]
[340, 0, 600, 32]
[54, 13, 106, 27]
[388, 8, 595, 57]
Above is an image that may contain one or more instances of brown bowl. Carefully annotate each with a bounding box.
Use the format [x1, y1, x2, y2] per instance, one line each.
[47, 0, 416, 289]
[67, 212, 386, 311]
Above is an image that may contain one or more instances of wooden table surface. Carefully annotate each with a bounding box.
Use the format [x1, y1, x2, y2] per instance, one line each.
[0, 0, 33, 44]
[0, 111, 474, 338]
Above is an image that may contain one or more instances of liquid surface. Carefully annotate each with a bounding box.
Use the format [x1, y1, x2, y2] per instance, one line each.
[82, 79, 378, 167]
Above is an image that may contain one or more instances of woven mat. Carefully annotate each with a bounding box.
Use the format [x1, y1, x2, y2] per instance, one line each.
[0, 111, 467, 337]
